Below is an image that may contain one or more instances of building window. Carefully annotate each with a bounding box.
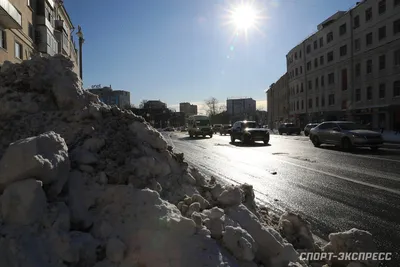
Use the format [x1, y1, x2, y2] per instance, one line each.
[340, 45, 347, 56]
[314, 58, 318, 68]
[328, 94, 335, 105]
[355, 38, 361, 51]
[379, 0, 386, 14]
[355, 63, 361, 76]
[365, 7, 372, 22]
[327, 32, 333, 43]
[301, 83, 303, 92]
[301, 100, 304, 109]
[308, 80, 312, 90]
[299, 50, 302, 58]
[356, 89, 361, 102]
[341, 68, 347, 91]
[295, 52, 297, 59]
[327, 51, 334, 62]
[28, 23, 34, 40]
[296, 84, 299, 93]
[319, 37, 323, 47]
[378, 26, 386, 40]
[320, 55, 324, 65]
[316, 97, 319, 107]
[307, 61, 311, 71]
[393, 81, 400, 97]
[379, 83, 386, 98]
[295, 68, 298, 76]
[339, 23, 347, 35]
[297, 101, 299, 110]
[379, 54, 386, 70]
[394, 19, 400, 35]
[328, 73, 334, 84]
[300, 66, 303, 74]
[27, 0, 31, 7]
[321, 75, 325, 87]
[366, 59, 372, 73]
[306, 44, 311, 54]
[313, 40, 317, 50]
[366, 32, 373, 46]
[321, 96, 325, 107]
[366, 86, 373, 100]
[308, 98, 313, 109]
[315, 77, 319, 88]
[395, 0, 400, 7]
[354, 15, 360, 28]
[394, 49, 400, 66]
[14, 41, 22, 59]
[0, 29, 6, 49]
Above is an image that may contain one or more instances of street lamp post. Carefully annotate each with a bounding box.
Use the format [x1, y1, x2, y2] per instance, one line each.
[76, 25, 85, 81]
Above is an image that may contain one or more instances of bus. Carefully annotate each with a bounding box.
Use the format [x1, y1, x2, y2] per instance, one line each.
[187, 115, 213, 138]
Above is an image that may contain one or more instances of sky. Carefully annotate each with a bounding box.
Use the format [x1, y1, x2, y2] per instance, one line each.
[64, 0, 358, 114]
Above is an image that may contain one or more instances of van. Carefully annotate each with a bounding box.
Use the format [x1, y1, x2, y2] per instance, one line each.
[187, 115, 213, 138]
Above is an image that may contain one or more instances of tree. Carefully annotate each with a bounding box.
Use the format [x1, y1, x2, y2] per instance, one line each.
[219, 105, 227, 113]
[205, 97, 219, 116]
[139, 100, 148, 109]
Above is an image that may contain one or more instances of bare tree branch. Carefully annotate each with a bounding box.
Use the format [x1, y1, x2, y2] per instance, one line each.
[139, 100, 148, 109]
[205, 97, 219, 116]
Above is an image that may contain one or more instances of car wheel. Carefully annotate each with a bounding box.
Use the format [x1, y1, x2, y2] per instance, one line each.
[341, 137, 352, 151]
[304, 132, 309, 136]
[209, 134, 213, 138]
[279, 131, 282, 135]
[312, 136, 321, 147]
[370, 147, 379, 152]
[202, 134, 206, 138]
[230, 136, 235, 143]
[263, 139, 269, 145]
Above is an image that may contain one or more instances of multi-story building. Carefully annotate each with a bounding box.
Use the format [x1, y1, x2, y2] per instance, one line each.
[179, 102, 198, 116]
[144, 100, 167, 109]
[88, 86, 131, 108]
[0, 0, 80, 79]
[266, 73, 289, 128]
[226, 97, 257, 121]
[286, 0, 400, 129]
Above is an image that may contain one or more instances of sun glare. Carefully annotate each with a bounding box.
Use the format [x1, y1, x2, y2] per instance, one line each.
[231, 4, 257, 30]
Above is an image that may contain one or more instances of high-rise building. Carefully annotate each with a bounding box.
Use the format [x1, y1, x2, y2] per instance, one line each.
[179, 102, 198, 116]
[144, 100, 167, 109]
[286, 0, 400, 129]
[0, 0, 80, 79]
[88, 86, 131, 108]
[226, 98, 257, 118]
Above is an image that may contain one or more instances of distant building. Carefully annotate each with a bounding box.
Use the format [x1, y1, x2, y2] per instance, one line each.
[179, 102, 198, 116]
[226, 98, 256, 117]
[88, 86, 130, 108]
[144, 100, 167, 109]
[266, 73, 289, 127]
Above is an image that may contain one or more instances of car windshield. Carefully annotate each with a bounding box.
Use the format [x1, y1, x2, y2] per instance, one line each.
[224, 125, 231, 129]
[337, 123, 366, 130]
[196, 120, 210, 126]
[286, 123, 295, 127]
[244, 122, 257, 128]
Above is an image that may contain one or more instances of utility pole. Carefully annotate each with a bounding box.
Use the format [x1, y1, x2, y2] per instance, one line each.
[76, 25, 85, 81]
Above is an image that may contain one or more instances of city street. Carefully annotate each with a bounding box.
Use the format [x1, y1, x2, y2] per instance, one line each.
[165, 131, 400, 260]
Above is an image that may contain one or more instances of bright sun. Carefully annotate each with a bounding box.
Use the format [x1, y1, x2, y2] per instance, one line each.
[231, 4, 257, 30]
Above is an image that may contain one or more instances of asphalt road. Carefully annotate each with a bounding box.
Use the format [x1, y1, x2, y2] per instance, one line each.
[164, 131, 400, 266]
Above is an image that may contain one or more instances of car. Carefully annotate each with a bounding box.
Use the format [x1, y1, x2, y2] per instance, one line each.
[278, 123, 301, 135]
[230, 120, 270, 145]
[188, 115, 213, 138]
[219, 124, 232, 135]
[309, 121, 383, 151]
[212, 124, 223, 134]
[304, 123, 319, 136]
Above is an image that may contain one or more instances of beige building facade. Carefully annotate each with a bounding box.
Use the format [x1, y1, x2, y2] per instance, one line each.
[0, 0, 80, 79]
[285, 0, 400, 129]
[266, 72, 289, 128]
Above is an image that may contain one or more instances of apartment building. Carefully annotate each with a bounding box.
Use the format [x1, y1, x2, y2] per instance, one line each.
[286, 0, 400, 129]
[226, 97, 257, 122]
[266, 73, 289, 127]
[0, 0, 80, 79]
[179, 102, 198, 116]
[88, 86, 131, 109]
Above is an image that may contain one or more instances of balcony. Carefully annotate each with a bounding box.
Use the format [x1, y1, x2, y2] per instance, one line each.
[0, 0, 22, 29]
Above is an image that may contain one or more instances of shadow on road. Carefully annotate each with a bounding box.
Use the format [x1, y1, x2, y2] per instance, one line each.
[230, 142, 271, 147]
[178, 136, 212, 141]
[319, 145, 400, 156]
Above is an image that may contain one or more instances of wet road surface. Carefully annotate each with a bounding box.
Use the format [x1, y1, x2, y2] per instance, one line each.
[165, 131, 400, 266]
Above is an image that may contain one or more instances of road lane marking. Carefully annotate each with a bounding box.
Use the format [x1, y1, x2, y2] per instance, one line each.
[275, 159, 400, 196]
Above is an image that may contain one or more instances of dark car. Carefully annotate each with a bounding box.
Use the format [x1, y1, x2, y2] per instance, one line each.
[213, 124, 223, 134]
[304, 123, 319, 136]
[219, 124, 232, 135]
[278, 123, 301, 135]
[230, 120, 270, 144]
[309, 121, 383, 151]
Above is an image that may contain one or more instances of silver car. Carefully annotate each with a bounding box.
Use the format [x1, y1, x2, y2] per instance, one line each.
[309, 121, 383, 151]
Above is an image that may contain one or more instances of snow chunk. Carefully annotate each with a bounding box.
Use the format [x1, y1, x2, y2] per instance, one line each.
[129, 121, 168, 151]
[223, 226, 257, 261]
[83, 137, 106, 152]
[203, 207, 225, 220]
[71, 147, 98, 165]
[0, 131, 70, 195]
[106, 237, 126, 263]
[218, 186, 242, 207]
[279, 212, 315, 249]
[1, 179, 47, 225]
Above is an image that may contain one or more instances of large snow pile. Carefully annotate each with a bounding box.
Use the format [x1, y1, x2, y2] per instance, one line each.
[0, 55, 379, 267]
